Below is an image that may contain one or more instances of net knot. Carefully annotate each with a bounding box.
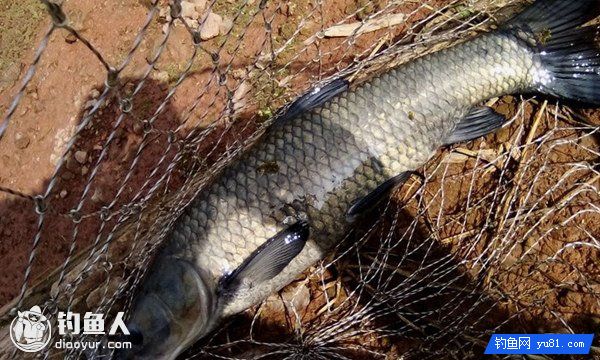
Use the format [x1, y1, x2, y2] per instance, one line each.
[142, 120, 153, 134]
[170, 0, 182, 19]
[102, 260, 114, 271]
[106, 68, 119, 88]
[219, 73, 227, 86]
[44, 1, 68, 27]
[34, 196, 47, 215]
[100, 206, 111, 221]
[167, 130, 177, 144]
[120, 98, 133, 113]
[69, 209, 82, 223]
[192, 31, 202, 46]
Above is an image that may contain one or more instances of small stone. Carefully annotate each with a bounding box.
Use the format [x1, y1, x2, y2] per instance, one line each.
[84, 99, 96, 110]
[132, 122, 143, 135]
[232, 81, 250, 112]
[65, 155, 79, 171]
[90, 89, 100, 99]
[81, 166, 89, 176]
[200, 12, 222, 40]
[91, 188, 105, 203]
[61, 171, 74, 181]
[189, 0, 207, 12]
[93, 144, 103, 151]
[74, 150, 87, 164]
[232, 68, 246, 80]
[158, 6, 171, 21]
[219, 17, 233, 36]
[14, 132, 30, 149]
[64, 32, 77, 44]
[181, 1, 199, 19]
[60, 190, 68, 198]
[154, 71, 170, 83]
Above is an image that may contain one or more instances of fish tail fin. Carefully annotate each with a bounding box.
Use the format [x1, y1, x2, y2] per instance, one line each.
[506, 0, 600, 105]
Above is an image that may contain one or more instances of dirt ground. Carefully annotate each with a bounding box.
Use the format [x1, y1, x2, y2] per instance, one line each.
[0, 0, 444, 313]
[0, 0, 598, 359]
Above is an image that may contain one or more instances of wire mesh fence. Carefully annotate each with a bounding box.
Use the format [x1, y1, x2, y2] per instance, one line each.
[0, 0, 598, 359]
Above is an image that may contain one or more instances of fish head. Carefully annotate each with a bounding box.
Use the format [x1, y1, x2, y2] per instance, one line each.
[117, 256, 218, 359]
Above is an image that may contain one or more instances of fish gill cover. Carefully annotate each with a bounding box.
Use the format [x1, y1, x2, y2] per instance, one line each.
[0, 0, 598, 359]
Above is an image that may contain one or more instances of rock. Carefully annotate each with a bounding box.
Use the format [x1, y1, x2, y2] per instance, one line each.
[84, 99, 97, 110]
[61, 171, 74, 181]
[65, 155, 79, 171]
[181, 1, 199, 19]
[14, 132, 30, 149]
[219, 17, 233, 35]
[64, 32, 77, 44]
[81, 166, 89, 176]
[232, 81, 250, 112]
[189, 0, 207, 11]
[91, 188, 105, 203]
[200, 12, 222, 40]
[74, 150, 87, 164]
[132, 122, 143, 135]
[232, 68, 246, 80]
[60, 190, 68, 198]
[90, 88, 100, 99]
[154, 71, 170, 83]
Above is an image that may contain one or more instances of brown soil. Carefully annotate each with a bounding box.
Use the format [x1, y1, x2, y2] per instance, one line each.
[0, 0, 598, 359]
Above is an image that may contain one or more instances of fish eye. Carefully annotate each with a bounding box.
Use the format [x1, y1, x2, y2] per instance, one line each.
[128, 326, 144, 346]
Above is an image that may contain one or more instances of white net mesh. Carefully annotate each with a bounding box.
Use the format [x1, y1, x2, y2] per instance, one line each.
[0, 0, 598, 359]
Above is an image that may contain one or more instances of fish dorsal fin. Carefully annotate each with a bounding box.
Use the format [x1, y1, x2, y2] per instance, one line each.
[444, 106, 505, 146]
[276, 78, 349, 123]
[346, 171, 413, 222]
[218, 221, 309, 295]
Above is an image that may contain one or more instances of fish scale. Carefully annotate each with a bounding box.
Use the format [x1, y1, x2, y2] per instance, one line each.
[119, 1, 600, 358]
[167, 31, 535, 310]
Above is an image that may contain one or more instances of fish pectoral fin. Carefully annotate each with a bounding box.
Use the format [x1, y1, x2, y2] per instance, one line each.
[218, 221, 310, 294]
[444, 106, 506, 145]
[346, 171, 414, 222]
[276, 78, 350, 123]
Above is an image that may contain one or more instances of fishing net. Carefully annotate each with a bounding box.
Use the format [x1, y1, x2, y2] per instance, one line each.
[0, 0, 598, 358]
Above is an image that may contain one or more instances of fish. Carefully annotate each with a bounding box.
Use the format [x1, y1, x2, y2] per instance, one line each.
[118, 0, 600, 358]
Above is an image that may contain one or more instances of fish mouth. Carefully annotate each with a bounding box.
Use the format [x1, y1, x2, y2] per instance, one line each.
[119, 256, 217, 359]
